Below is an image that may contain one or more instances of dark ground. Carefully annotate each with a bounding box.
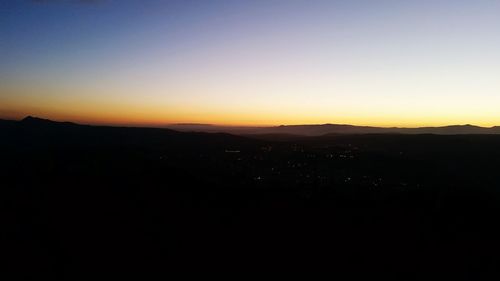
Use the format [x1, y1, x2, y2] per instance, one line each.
[3, 117, 500, 280]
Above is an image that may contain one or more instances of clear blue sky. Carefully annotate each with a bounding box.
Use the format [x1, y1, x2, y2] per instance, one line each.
[1, 0, 500, 126]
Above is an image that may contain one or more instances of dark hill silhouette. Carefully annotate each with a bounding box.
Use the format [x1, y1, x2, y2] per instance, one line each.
[8, 116, 499, 136]
[5, 115, 500, 279]
[168, 122, 500, 136]
[21, 115, 76, 125]
[0, 116, 260, 150]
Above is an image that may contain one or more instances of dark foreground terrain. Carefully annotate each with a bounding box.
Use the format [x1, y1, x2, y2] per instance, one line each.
[3, 117, 500, 280]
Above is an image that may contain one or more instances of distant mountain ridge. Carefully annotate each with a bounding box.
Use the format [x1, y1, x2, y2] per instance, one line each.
[2, 116, 500, 136]
[21, 115, 79, 127]
[0, 116, 258, 149]
[169, 122, 500, 136]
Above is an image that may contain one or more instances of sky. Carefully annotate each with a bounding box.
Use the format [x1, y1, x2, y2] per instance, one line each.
[1, 0, 500, 127]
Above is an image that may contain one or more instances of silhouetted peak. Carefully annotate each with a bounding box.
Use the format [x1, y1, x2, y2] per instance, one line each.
[458, 124, 477, 128]
[442, 124, 482, 129]
[21, 116, 77, 127]
[22, 116, 54, 123]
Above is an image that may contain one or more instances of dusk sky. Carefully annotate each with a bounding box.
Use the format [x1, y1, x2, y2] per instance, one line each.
[1, 0, 500, 126]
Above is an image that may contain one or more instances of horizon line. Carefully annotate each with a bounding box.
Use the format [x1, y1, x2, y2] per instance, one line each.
[5, 115, 500, 130]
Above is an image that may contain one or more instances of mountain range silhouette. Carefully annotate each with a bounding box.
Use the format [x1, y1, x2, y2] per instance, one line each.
[168, 120, 500, 136]
[4, 115, 500, 279]
[1, 116, 499, 136]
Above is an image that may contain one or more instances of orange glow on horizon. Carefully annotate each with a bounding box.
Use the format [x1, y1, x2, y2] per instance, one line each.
[3, 1, 500, 130]
[3, 82, 500, 128]
[3, 106, 500, 129]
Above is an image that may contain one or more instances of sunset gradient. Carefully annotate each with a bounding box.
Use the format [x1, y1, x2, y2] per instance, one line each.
[2, 0, 500, 127]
